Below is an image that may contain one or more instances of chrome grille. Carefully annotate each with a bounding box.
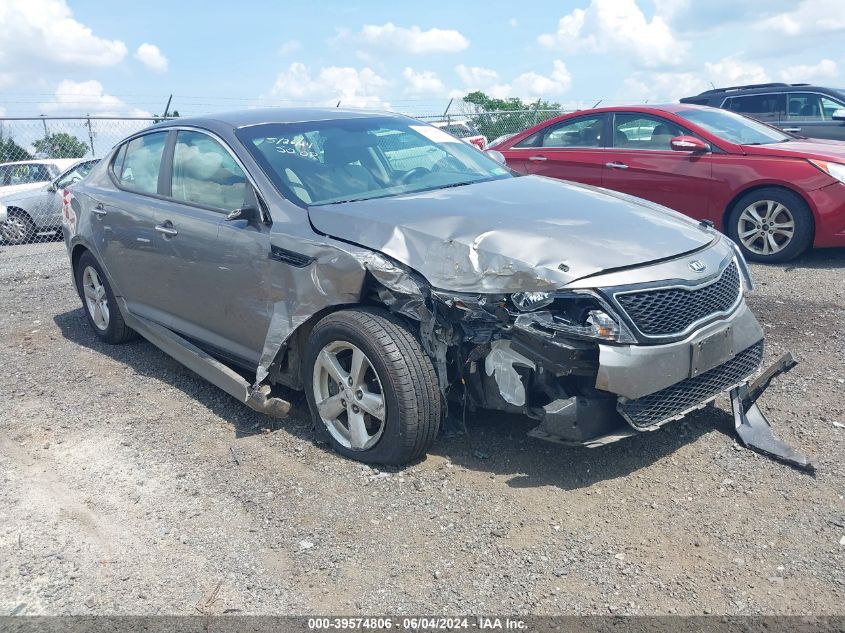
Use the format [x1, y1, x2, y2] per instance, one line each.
[616, 261, 741, 337]
[619, 341, 763, 429]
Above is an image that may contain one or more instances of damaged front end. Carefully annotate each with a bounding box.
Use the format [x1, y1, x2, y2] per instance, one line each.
[368, 244, 814, 471]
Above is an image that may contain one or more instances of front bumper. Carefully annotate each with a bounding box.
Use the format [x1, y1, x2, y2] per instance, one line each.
[807, 182, 845, 248]
[595, 300, 763, 400]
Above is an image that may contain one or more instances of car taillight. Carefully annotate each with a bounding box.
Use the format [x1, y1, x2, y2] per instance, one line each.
[469, 137, 486, 150]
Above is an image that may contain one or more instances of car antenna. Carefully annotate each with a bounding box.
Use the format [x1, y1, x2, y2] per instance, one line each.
[709, 81, 716, 90]
[592, 99, 602, 108]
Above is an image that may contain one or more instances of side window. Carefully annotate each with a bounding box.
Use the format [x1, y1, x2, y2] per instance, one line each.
[724, 94, 785, 122]
[612, 114, 686, 150]
[56, 160, 98, 188]
[114, 132, 167, 195]
[788, 93, 845, 121]
[537, 116, 605, 148]
[9, 164, 52, 185]
[171, 131, 248, 211]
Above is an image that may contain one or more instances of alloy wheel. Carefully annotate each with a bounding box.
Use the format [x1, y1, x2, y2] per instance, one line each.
[82, 266, 110, 331]
[312, 340, 386, 451]
[1, 215, 30, 243]
[737, 200, 795, 256]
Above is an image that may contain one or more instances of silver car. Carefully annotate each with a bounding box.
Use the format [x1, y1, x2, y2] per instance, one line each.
[1, 159, 99, 244]
[60, 108, 805, 467]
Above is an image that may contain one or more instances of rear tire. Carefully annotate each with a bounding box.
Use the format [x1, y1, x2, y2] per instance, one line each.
[727, 188, 813, 263]
[1, 209, 36, 245]
[74, 251, 136, 344]
[303, 308, 441, 465]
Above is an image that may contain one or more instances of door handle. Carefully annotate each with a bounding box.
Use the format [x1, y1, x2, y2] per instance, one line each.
[782, 127, 801, 132]
[606, 161, 629, 169]
[92, 202, 107, 216]
[154, 223, 178, 237]
[528, 155, 547, 161]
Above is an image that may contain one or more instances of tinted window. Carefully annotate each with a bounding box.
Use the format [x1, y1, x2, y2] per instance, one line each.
[724, 94, 785, 122]
[518, 116, 604, 148]
[612, 114, 686, 150]
[171, 131, 248, 211]
[237, 116, 510, 206]
[56, 160, 98, 188]
[115, 132, 167, 194]
[787, 92, 845, 121]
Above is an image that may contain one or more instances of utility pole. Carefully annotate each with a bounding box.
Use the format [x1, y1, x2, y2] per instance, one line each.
[86, 115, 95, 157]
[162, 94, 173, 119]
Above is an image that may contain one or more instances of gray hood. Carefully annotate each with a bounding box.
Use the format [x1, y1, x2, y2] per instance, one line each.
[308, 175, 715, 293]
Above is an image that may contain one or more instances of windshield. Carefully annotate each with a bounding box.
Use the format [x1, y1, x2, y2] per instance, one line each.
[675, 108, 791, 145]
[236, 116, 511, 206]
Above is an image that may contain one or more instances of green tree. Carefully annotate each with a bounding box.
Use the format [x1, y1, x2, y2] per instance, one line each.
[33, 132, 89, 159]
[0, 137, 33, 162]
[461, 91, 563, 141]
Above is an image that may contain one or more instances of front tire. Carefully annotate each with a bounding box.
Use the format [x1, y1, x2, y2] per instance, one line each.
[727, 188, 813, 263]
[74, 251, 136, 344]
[303, 308, 442, 465]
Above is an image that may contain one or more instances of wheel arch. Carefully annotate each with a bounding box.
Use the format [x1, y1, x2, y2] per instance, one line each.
[721, 183, 816, 239]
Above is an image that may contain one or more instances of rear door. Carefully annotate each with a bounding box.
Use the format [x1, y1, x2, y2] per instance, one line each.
[784, 91, 845, 140]
[502, 114, 608, 187]
[600, 113, 713, 218]
[723, 93, 786, 127]
[149, 129, 273, 364]
[87, 130, 174, 319]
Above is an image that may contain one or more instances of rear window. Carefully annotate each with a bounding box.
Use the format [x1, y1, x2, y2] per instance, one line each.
[111, 132, 168, 195]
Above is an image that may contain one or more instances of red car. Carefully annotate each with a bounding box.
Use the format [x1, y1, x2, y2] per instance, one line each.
[491, 104, 845, 262]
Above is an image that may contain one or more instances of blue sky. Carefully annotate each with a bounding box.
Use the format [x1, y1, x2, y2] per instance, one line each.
[0, 0, 842, 118]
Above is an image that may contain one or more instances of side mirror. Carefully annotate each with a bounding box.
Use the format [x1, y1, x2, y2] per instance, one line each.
[832, 108, 845, 121]
[226, 186, 266, 225]
[670, 135, 710, 153]
[485, 149, 507, 165]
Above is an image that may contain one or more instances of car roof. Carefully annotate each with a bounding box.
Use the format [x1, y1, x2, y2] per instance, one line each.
[551, 104, 710, 116]
[150, 107, 403, 130]
[681, 83, 845, 101]
[0, 158, 76, 168]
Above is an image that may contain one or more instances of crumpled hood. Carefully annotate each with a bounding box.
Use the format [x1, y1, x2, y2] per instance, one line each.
[308, 175, 715, 293]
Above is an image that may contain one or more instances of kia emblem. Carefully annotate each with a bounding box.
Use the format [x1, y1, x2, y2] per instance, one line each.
[688, 260, 707, 273]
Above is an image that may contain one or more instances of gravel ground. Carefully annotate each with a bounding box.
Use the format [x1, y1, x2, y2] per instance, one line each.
[1, 241, 843, 616]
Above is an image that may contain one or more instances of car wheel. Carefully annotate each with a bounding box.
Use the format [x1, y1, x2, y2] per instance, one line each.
[1, 210, 36, 245]
[74, 251, 136, 344]
[303, 308, 442, 465]
[727, 188, 813, 263]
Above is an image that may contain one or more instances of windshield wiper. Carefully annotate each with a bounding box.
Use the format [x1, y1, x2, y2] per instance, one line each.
[437, 180, 482, 190]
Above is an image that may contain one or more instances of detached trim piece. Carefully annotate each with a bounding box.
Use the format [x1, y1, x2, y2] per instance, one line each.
[117, 299, 291, 418]
[730, 353, 814, 472]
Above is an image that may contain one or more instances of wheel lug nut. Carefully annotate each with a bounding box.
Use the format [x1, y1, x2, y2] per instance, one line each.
[347, 377, 353, 386]
[356, 389, 363, 399]
[352, 405, 360, 414]
[341, 399, 346, 407]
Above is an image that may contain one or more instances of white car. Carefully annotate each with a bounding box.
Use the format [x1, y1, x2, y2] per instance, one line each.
[0, 159, 78, 197]
[430, 119, 488, 149]
[0, 158, 98, 244]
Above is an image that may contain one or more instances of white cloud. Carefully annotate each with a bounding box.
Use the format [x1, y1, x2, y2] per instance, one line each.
[760, 0, 845, 36]
[456, 61, 572, 101]
[780, 59, 838, 83]
[538, 0, 686, 68]
[402, 68, 447, 95]
[510, 61, 573, 100]
[134, 43, 168, 73]
[509, 18, 519, 28]
[39, 79, 150, 117]
[267, 62, 390, 108]
[455, 65, 501, 91]
[356, 22, 469, 53]
[0, 0, 127, 72]
[704, 56, 769, 86]
[620, 55, 775, 102]
[278, 39, 301, 55]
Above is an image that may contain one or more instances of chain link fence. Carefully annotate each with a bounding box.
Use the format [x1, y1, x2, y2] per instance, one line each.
[0, 108, 570, 247]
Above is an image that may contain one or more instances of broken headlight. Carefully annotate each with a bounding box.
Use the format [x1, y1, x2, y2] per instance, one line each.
[511, 291, 554, 312]
[514, 292, 636, 344]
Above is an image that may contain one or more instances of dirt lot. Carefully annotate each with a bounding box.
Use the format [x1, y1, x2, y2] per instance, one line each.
[1, 241, 844, 616]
